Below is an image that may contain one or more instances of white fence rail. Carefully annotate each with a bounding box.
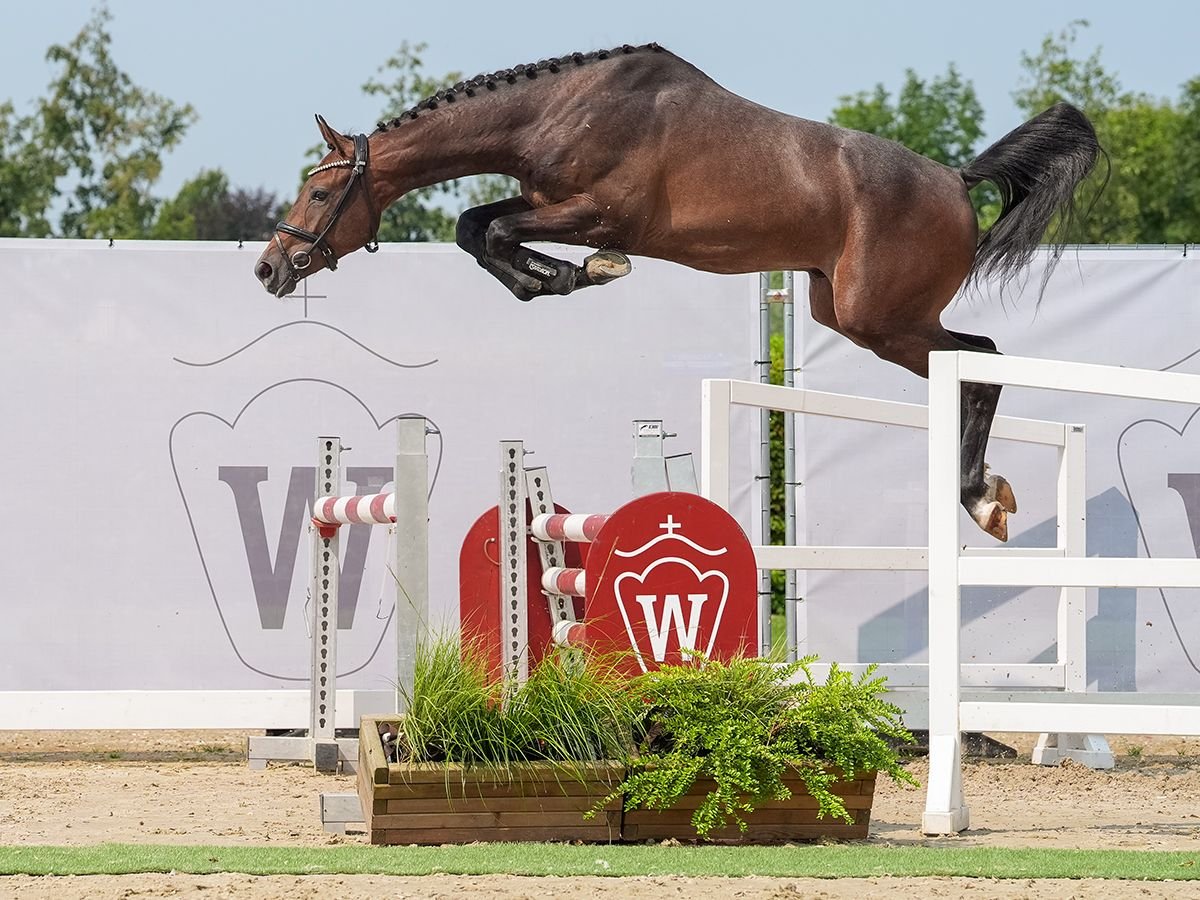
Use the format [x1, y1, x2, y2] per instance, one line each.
[924, 351, 1200, 834]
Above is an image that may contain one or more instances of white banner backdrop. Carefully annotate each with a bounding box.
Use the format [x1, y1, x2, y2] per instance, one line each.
[795, 247, 1200, 693]
[0, 240, 758, 718]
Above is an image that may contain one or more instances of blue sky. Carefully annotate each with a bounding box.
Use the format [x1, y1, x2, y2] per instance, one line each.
[3, 1, 1198, 203]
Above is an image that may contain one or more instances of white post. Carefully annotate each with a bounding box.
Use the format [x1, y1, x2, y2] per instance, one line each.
[310, 437, 341, 749]
[923, 351, 969, 834]
[392, 418, 429, 715]
[1033, 423, 1114, 767]
[700, 379, 732, 509]
[1057, 423, 1087, 694]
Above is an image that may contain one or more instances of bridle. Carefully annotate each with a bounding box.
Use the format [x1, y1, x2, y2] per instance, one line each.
[274, 132, 380, 281]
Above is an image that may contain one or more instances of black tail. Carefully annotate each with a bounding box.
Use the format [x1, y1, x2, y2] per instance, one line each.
[961, 102, 1103, 295]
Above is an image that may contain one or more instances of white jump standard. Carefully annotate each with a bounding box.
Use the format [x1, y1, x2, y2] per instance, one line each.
[246, 417, 431, 774]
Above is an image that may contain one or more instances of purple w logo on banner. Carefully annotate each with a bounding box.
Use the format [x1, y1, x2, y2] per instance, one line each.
[218, 466, 393, 629]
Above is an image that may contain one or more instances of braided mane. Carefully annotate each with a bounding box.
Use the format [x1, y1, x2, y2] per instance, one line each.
[373, 42, 664, 132]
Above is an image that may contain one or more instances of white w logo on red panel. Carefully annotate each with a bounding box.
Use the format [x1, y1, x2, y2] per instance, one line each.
[614, 557, 730, 671]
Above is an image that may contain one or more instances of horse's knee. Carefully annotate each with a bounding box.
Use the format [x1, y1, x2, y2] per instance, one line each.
[485, 220, 516, 258]
[456, 213, 484, 254]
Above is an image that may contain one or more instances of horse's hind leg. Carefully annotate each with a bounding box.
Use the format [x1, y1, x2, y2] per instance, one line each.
[833, 297, 1015, 540]
[949, 331, 1018, 523]
[484, 196, 631, 296]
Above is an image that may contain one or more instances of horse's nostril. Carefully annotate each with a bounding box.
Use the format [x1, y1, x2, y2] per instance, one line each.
[255, 261, 273, 281]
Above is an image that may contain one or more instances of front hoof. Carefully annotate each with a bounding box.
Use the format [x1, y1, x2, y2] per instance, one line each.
[973, 501, 1009, 542]
[583, 250, 632, 285]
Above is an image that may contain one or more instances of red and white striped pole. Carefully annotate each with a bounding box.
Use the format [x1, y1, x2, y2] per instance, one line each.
[552, 618, 588, 648]
[530, 513, 609, 543]
[312, 492, 397, 532]
[541, 566, 586, 597]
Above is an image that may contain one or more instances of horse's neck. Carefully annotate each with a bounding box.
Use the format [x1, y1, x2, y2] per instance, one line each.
[370, 110, 525, 204]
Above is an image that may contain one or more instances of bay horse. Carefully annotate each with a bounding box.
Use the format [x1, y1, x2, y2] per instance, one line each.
[254, 43, 1100, 542]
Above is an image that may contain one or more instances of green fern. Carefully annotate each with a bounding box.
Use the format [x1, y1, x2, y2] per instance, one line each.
[595, 655, 918, 836]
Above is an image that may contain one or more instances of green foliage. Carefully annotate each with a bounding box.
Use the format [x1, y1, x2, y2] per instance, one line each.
[504, 652, 637, 763]
[395, 638, 915, 839]
[598, 655, 916, 837]
[150, 169, 281, 241]
[1013, 21, 1200, 243]
[37, 6, 196, 238]
[0, 101, 57, 236]
[395, 637, 635, 765]
[0, 5, 196, 238]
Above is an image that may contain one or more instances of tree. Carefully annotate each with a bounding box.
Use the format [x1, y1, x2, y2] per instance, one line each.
[1014, 21, 1200, 243]
[829, 65, 994, 215]
[151, 169, 281, 241]
[0, 6, 196, 238]
[0, 102, 57, 237]
[35, 6, 197, 238]
[360, 41, 518, 241]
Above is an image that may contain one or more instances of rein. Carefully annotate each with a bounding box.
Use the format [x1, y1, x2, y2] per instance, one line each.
[274, 132, 379, 280]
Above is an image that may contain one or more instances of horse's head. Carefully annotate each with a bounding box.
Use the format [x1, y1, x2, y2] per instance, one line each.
[255, 115, 381, 297]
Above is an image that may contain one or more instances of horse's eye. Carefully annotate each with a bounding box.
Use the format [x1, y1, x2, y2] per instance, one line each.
[312, 188, 329, 202]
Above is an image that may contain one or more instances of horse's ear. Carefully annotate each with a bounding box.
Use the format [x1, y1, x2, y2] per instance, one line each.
[315, 114, 353, 157]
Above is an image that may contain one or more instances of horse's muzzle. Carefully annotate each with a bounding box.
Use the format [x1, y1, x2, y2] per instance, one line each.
[253, 254, 296, 298]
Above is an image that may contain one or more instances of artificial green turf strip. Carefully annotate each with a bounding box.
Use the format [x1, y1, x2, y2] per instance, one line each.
[1, 844, 1197, 880]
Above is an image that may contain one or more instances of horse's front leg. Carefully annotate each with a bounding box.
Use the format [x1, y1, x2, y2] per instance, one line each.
[456, 197, 551, 301]
[484, 196, 631, 296]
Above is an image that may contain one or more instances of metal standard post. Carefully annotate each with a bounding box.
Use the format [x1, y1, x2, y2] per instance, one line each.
[499, 441, 529, 687]
[310, 436, 342, 770]
[758, 273, 774, 655]
[922, 351, 969, 834]
[525, 466, 575, 626]
[393, 418, 429, 715]
[783, 271, 798, 662]
[632, 420, 670, 495]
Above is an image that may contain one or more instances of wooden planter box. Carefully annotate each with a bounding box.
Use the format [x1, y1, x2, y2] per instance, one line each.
[357, 717, 624, 845]
[357, 716, 876, 844]
[621, 771, 877, 842]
